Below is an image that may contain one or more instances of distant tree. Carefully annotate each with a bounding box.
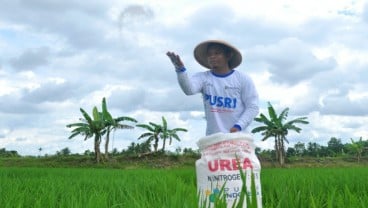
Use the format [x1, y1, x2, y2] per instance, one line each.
[327, 137, 344, 156]
[137, 116, 187, 153]
[8, 151, 19, 157]
[84, 150, 93, 156]
[111, 148, 119, 156]
[104, 116, 137, 159]
[67, 106, 106, 163]
[319, 146, 330, 157]
[258, 149, 275, 161]
[123, 141, 151, 156]
[182, 148, 200, 158]
[252, 102, 309, 166]
[60, 147, 71, 156]
[125, 142, 137, 155]
[364, 140, 368, 156]
[38, 147, 43, 156]
[159, 117, 187, 152]
[0, 148, 20, 157]
[347, 137, 365, 162]
[286, 147, 296, 157]
[306, 142, 321, 157]
[100, 98, 137, 160]
[67, 97, 138, 163]
[175, 147, 182, 155]
[138, 140, 151, 153]
[136, 121, 162, 153]
[294, 142, 306, 156]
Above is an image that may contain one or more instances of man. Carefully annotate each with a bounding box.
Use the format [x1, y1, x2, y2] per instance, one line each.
[167, 40, 259, 135]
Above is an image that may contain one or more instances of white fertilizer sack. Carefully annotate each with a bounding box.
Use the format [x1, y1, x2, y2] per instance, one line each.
[196, 132, 262, 208]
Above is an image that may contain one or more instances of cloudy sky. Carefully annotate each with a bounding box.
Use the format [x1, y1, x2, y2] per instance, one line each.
[1, 0, 368, 156]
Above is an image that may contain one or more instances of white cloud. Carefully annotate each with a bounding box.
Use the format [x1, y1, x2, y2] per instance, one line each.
[249, 37, 337, 85]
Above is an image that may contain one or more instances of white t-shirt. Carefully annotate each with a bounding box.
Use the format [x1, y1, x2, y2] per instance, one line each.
[177, 69, 259, 135]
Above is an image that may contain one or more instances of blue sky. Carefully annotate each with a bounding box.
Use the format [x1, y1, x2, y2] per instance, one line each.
[1, 0, 368, 156]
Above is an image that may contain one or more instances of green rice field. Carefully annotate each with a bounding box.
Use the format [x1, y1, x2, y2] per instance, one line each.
[1, 167, 368, 208]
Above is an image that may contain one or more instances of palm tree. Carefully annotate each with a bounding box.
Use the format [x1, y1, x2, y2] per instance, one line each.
[251, 102, 309, 166]
[160, 116, 187, 152]
[136, 116, 187, 153]
[136, 121, 162, 153]
[100, 98, 137, 160]
[67, 107, 105, 163]
[104, 116, 137, 159]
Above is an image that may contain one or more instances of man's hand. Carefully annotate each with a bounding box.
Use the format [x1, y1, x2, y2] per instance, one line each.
[230, 127, 239, 133]
[166, 51, 184, 69]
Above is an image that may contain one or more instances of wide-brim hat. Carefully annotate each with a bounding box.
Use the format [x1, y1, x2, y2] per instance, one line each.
[193, 40, 242, 69]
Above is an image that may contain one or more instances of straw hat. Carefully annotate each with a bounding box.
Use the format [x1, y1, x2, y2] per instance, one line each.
[193, 40, 242, 69]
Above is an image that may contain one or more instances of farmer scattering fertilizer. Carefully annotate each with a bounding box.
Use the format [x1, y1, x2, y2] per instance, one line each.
[196, 132, 262, 207]
[167, 40, 261, 207]
[167, 40, 259, 136]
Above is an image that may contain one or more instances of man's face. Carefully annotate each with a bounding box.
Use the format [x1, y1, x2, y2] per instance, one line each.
[206, 45, 230, 70]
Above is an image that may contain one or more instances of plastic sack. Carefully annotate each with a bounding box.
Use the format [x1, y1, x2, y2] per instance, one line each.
[196, 132, 262, 208]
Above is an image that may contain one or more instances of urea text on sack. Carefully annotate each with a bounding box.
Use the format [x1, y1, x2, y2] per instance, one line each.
[208, 158, 253, 172]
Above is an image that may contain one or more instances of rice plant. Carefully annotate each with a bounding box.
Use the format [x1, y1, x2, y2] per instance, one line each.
[1, 167, 368, 208]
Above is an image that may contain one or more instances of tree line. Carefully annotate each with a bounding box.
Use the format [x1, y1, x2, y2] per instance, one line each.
[66, 98, 187, 163]
[2, 99, 367, 167]
[257, 136, 368, 163]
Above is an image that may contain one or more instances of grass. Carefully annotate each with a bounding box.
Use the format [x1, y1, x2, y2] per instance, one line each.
[1, 166, 368, 208]
[261, 167, 368, 207]
[1, 167, 198, 208]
